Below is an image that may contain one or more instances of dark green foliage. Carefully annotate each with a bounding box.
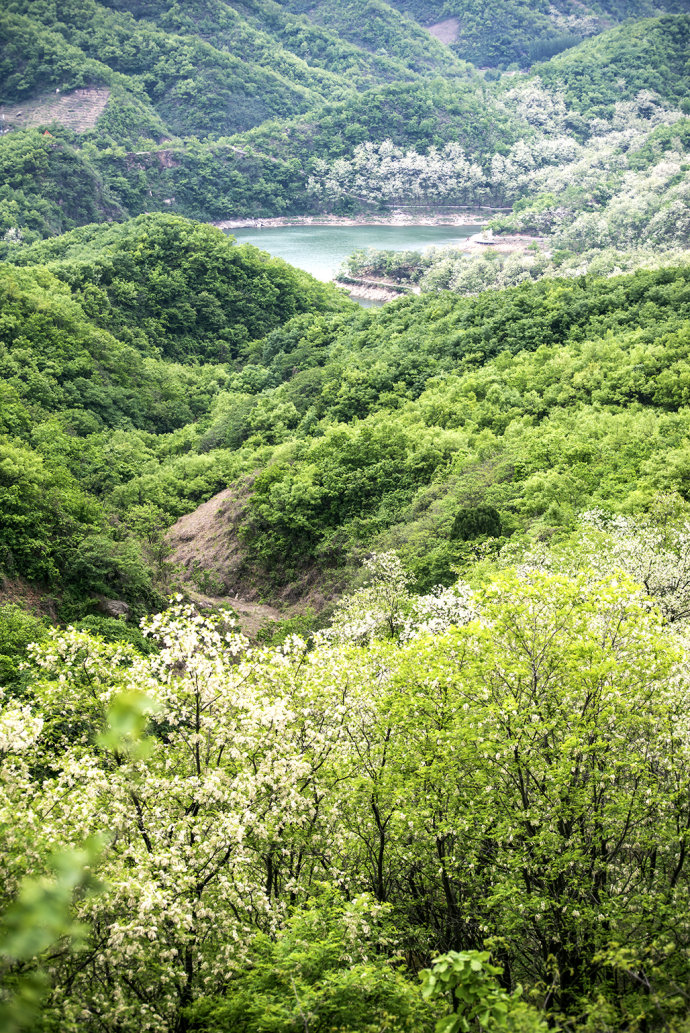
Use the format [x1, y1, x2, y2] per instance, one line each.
[3, 0, 325, 137]
[8, 214, 351, 363]
[235, 77, 516, 163]
[272, 0, 463, 77]
[0, 129, 124, 248]
[0, 604, 46, 693]
[451, 505, 502, 541]
[101, 0, 457, 84]
[386, 0, 446, 20]
[0, 11, 112, 100]
[74, 614, 156, 652]
[527, 33, 581, 63]
[412, 0, 685, 69]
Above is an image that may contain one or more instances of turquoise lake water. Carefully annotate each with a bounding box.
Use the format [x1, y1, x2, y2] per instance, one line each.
[229, 223, 481, 282]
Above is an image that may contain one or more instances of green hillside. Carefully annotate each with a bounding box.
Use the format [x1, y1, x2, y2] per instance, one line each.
[2, 212, 689, 613]
[0, 215, 350, 606]
[120, 0, 467, 79]
[233, 75, 513, 162]
[391, 0, 688, 67]
[267, 0, 464, 74]
[538, 13, 690, 113]
[1, 3, 330, 138]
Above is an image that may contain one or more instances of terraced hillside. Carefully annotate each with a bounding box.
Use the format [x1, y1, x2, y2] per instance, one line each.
[0, 88, 111, 133]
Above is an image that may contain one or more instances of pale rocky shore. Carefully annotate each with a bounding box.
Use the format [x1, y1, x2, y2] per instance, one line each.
[334, 280, 413, 301]
[213, 210, 496, 230]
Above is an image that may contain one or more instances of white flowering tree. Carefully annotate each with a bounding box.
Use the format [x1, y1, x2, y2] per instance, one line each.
[3, 561, 690, 1031]
[6, 605, 354, 1030]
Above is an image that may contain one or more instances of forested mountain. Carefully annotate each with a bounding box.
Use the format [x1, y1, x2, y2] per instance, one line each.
[2, 212, 689, 614]
[3, 2, 690, 1032]
[1, 0, 688, 244]
[278, 0, 688, 67]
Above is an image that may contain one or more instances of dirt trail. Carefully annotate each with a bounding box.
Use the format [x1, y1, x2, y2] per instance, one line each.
[184, 589, 281, 638]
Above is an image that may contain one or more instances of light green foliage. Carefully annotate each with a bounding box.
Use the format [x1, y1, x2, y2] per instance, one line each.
[2, 564, 690, 1029]
[0, 842, 101, 1033]
[1, 6, 690, 1031]
[186, 892, 434, 1033]
[421, 951, 547, 1033]
[0, 688, 155, 1031]
[0, 605, 46, 693]
[238, 264, 690, 582]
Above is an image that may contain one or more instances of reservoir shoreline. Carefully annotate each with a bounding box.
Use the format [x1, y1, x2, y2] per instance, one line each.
[214, 210, 494, 231]
[221, 221, 542, 305]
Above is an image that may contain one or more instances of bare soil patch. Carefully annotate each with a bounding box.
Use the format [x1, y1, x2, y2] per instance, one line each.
[426, 18, 460, 44]
[166, 485, 255, 598]
[184, 589, 282, 639]
[165, 484, 337, 635]
[0, 577, 58, 620]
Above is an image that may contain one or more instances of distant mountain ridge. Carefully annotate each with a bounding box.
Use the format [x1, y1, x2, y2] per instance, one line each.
[0, 2, 688, 249]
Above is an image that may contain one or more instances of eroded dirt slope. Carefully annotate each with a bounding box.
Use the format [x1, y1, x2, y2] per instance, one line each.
[165, 484, 335, 636]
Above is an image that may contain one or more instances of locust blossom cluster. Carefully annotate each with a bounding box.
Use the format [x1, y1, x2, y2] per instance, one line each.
[0, 693, 43, 753]
[400, 583, 476, 642]
[549, 504, 690, 626]
[0, 602, 359, 1030]
[322, 551, 415, 643]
